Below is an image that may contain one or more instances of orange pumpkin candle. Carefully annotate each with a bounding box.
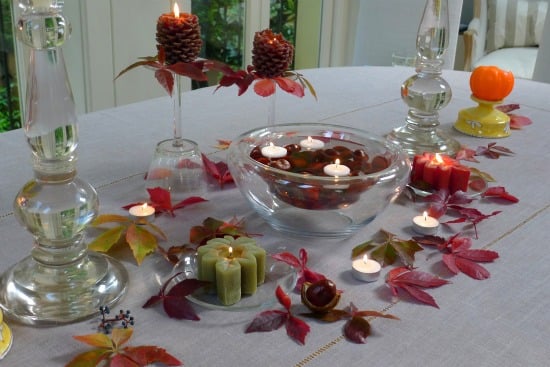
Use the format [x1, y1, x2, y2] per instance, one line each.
[470, 65, 514, 102]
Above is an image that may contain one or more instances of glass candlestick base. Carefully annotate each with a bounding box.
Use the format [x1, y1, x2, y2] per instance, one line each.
[0, 253, 128, 325]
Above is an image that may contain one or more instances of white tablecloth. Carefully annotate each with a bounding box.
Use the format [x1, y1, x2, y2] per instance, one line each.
[0, 66, 549, 366]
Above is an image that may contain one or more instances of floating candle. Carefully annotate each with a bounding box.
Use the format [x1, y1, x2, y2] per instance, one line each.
[299, 136, 325, 150]
[128, 203, 155, 224]
[261, 142, 287, 159]
[323, 159, 351, 177]
[352, 254, 381, 282]
[412, 211, 440, 235]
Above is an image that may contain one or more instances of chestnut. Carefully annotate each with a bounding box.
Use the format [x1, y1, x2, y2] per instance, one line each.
[301, 279, 340, 313]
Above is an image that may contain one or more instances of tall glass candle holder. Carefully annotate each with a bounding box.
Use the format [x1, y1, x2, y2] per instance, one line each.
[0, 0, 128, 325]
[386, 0, 460, 157]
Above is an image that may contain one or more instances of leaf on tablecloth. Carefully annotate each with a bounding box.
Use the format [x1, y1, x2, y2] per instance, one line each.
[213, 139, 232, 150]
[302, 302, 399, 344]
[425, 189, 475, 219]
[357, 230, 423, 268]
[386, 267, 450, 308]
[444, 206, 501, 239]
[246, 286, 310, 345]
[455, 147, 479, 163]
[271, 248, 326, 292]
[89, 216, 167, 265]
[147, 187, 208, 216]
[482, 186, 519, 203]
[496, 103, 533, 129]
[414, 234, 499, 280]
[143, 272, 210, 321]
[66, 328, 182, 367]
[189, 216, 254, 245]
[201, 153, 234, 188]
[475, 142, 514, 159]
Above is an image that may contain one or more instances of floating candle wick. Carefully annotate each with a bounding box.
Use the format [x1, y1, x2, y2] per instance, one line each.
[173, 2, 180, 17]
[435, 153, 443, 164]
[228, 246, 233, 259]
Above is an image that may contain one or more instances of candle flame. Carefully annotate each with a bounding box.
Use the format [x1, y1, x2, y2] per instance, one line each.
[269, 142, 274, 148]
[173, 2, 180, 17]
[307, 136, 313, 143]
[334, 158, 341, 166]
[423, 211, 428, 221]
[141, 203, 149, 211]
[435, 153, 443, 164]
[362, 254, 369, 263]
[228, 246, 233, 258]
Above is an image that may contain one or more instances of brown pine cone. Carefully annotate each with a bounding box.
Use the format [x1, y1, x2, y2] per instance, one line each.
[156, 13, 202, 64]
[252, 29, 294, 78]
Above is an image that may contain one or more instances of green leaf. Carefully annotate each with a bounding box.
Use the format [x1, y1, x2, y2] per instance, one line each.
[469, 167, 496, 182]
[126, 224, 158, 265]
[91, 214, 130, 226]
[351, 241, 376, 259]
[365, 230, 423, 267]
[88, 226, 125, 252]
[111, 328, 133, 350]
[72, 333, 114, 349]
[145, 222, 168, 241]
[65, 349, 110, 367]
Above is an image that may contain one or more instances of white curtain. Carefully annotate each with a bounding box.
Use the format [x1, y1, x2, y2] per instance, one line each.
[349, 0, 464, 69]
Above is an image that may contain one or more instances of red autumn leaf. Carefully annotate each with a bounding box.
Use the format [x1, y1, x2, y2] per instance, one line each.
[455, 147, 479, 163]
[271, 248, 326, 292]
[119, 346, 182, 367]
[495, 103, 520, 113]
[246, 286, 310, 345]
[386, 267, 450, 308]
[155, 68, 175, 96]
[213, 139, 232, 150]
[201, 153, 234, 188]
[274, 76, 305, 97]
[482, 186, 519, 203]
[475, 142, 514, 159]
[509, 113, 533, 129]
[425, 189, 475, 219]
[343, 316, 371, 343]
[146, 187, 207, 216]
[445, 206, 501, 239]
[253, 78, 276, 97]
[417, 233, 499, 279]
[143, 273, 210, 321]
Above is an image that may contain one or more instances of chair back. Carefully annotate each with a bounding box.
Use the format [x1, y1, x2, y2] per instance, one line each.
[533, 6, 550, 82]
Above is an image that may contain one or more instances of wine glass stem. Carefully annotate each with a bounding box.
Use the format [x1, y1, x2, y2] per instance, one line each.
[267, 91, 276, 126]
[173, 73, 183, 147]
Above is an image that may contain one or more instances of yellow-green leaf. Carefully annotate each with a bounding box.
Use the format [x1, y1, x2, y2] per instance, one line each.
[145, 221, 167, 241]
[65, 349, 111, 367]
[111, 328, 133, 350]
[73, 333, 114, 349]
[351, 241, 375, 259]
[126, 224, 158, 265]
[469, 167, 496, 182]
[88, 226, 125, 252]
[92, 214, 131, 226]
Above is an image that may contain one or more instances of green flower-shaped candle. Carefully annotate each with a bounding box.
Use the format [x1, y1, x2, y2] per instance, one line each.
[197, 236, 266, 305]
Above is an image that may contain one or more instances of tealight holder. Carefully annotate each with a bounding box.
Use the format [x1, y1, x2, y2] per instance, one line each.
[454, 96, 511, 138]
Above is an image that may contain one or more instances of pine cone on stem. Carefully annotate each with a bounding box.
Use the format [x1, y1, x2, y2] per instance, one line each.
[252, 29, 294, 78]
[156, 13, 203, 64]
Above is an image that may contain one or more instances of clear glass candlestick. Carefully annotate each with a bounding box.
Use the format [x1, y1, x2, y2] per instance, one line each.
[0, 0, 128, 325]
[386, 0, 460, 157]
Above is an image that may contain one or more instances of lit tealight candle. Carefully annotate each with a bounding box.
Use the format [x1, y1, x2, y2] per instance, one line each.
[323, 159, 351, 177]
[129, 203, 156, 224]
[261, 142, 287, 159]
[299, 136, 325, 150]
[412, 211, 440, 235]
[352, 254, 381, 282]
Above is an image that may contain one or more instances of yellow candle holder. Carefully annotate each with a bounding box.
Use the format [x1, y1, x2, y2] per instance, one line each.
[0, 310, 13, 359]
[454, 95, 511, 138]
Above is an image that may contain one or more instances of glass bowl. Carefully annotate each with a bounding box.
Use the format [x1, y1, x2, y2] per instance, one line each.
[227, 123, 410, 238]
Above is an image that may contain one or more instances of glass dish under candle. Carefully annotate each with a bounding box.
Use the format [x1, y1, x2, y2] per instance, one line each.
[167, 255, 297, 311]
[227, 123, 410, 238]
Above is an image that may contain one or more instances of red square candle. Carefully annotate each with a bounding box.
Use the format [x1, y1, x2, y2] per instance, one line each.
[410, 153, 470, 194]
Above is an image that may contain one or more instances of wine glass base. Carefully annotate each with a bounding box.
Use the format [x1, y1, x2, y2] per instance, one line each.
[386, 125, 461, 157]
[0, 252, 128, 326]
[145, 138, 205, 196]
